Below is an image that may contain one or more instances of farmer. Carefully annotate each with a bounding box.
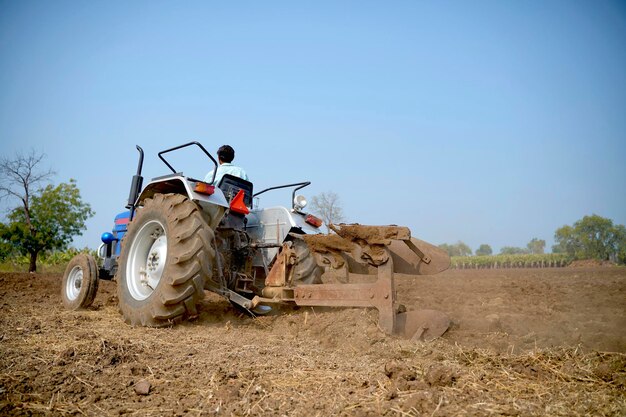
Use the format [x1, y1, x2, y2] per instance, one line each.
[204, 145, 249, 185]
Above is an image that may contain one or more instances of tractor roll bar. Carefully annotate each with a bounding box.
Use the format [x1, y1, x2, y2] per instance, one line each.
[253, 182, 311, 211]
[158, 141, 219, 184]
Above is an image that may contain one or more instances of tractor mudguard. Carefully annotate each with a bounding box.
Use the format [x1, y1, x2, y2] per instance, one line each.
[136, 175, 229, 229]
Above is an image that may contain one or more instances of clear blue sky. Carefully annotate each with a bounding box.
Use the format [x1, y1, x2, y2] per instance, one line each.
[1, 1, 625, 253]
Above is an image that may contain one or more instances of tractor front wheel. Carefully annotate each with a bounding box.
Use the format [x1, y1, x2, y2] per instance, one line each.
[61, 253, 99, 310]
[116, 193, 215, 326]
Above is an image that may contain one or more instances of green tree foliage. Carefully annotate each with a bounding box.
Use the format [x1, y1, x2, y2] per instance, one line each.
[0, 179, 94, 272]
[553, 214, 626, 263]
[499, 246, 529, 255]
[552, 225, 578, 254]
[526, 238, 546, 254]
[439, 241, 472, 257]
[310, 191, 345, 233]
[475, 244, 493, 256]
[0, 240, 13, 262]
[615, 225, 626, 265]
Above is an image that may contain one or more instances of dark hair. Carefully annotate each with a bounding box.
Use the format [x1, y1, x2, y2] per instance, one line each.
[217, 145, 235, 163]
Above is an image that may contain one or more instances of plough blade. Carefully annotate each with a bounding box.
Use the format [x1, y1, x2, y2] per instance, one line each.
[259, 224, 451, 340]
[394, 309, 451, 341]
[388, 238, 450, 276]
[325, 223, 451, 276]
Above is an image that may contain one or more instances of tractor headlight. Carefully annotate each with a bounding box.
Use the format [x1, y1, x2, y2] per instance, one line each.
[293, 194, 307, 211]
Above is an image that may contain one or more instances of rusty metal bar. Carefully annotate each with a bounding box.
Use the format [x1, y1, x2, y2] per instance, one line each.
[292, 249, 397, 334]
[404, 239, 431, 264]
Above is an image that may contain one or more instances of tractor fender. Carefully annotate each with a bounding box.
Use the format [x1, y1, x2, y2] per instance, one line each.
[136, 175, 229, 229]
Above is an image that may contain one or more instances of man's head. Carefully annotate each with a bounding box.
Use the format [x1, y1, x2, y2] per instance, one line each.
[217, 145, 235, 164]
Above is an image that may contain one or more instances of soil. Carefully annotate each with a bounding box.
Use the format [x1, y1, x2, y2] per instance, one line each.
[302, 234, 354, 253]
[330, 224, 409, 244]
[1, 267, 625, 416]
[568, 259, 617, 268]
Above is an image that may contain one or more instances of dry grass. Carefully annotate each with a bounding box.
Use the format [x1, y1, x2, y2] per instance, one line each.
[1, 271, 625, 416]
[2, 306, 624, 416]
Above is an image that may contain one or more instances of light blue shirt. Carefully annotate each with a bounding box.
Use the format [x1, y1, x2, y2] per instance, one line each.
[205, 163, 249, 185]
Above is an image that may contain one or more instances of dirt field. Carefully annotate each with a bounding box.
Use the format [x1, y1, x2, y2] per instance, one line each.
[1, 267, 625, 416]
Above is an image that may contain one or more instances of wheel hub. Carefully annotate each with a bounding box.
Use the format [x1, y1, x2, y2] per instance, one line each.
[139, 236, 167, 290]
[65, 266, 83, 301]
[127, 221, 168, 301]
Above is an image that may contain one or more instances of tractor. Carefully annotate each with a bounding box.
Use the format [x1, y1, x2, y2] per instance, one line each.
[62, 142, 451, 340]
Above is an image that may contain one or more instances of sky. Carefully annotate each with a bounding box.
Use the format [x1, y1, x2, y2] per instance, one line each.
[1, 0, 625, 253]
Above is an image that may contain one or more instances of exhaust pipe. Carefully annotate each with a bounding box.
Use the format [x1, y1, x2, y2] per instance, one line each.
[126, 145, 144, 220]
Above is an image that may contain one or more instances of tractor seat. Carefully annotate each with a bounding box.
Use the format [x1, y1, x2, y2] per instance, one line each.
[217, 174, 253, 209]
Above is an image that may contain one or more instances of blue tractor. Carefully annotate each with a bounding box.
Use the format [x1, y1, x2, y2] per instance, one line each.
[61, 142, 451, 339]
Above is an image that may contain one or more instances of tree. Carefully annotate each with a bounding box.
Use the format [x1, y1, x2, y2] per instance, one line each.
[499, 246, 529, 255]
[0, 151, 93, 272]
[614, 225, 626, 265]
[310, 191, 345, 233]
[475, 244, 493, 256]
[0, 240, 13, 262]
[439, 241, 472, 257]
[552, 225, 579, 254]
[1, 150, 55, 222]
[526, 238, 546, 254]
[553, 214, 626, 263]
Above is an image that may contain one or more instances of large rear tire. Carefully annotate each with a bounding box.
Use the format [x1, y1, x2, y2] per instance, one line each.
[117, 193, 215, 326]
[61, 253, 99, 310]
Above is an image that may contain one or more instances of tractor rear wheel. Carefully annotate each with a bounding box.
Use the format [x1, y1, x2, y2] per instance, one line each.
[61, 253, 99, 310]
[116, 193, 215, 326]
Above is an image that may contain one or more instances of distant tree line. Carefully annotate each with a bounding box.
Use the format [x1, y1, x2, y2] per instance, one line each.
[439, 214, 626, 265]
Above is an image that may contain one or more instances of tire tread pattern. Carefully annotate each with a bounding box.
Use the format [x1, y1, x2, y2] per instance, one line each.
[61, 253, 99, 310]
[290, 234, 323, 285]
[117, 193, 215, 326]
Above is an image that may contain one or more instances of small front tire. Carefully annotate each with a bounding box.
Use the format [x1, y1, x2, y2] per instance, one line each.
[61, 254, 99, 310]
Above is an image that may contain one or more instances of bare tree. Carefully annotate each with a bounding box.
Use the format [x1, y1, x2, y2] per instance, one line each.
[0, 150, 55, 271]
[1, 150, 55, 217]
[310, 191, 345, 233]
